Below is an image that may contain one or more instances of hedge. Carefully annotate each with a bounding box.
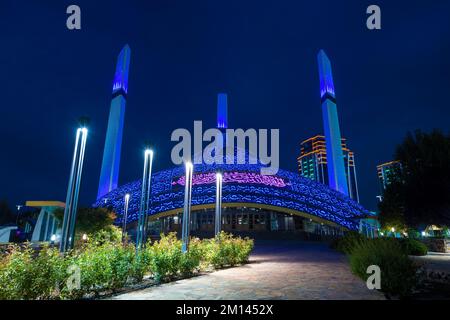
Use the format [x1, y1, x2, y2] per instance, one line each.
[0, 232, 254, 300]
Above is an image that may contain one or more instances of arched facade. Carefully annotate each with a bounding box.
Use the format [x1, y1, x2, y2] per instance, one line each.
[94, 163, 369, 231]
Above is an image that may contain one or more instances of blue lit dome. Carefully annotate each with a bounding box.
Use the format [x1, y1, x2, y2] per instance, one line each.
[93, 162, 369, 231]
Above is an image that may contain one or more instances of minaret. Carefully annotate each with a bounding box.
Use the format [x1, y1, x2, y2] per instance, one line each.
[97, 45, 131, 199]
[317, 50, 349, 196]
[217, 93, 228, 129]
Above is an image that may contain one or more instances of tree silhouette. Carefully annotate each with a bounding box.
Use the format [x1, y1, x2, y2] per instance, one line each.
[379, 130, 450, 229]
[0, 200, 15, 225]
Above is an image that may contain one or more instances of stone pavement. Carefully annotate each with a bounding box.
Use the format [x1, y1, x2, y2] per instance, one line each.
[412, 252, 450, 273]
[411, 252, 450, 285]
[110, 240, 385, 300]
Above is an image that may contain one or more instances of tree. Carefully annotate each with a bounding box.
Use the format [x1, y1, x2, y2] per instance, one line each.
[53, 207, 120, 245]
[378, 175, 407, 230]
[0, 200, 15, 225]
[379, 130, 450, 229]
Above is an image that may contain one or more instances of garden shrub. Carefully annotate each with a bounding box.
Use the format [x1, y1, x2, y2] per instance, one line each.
[146, 232, 182, 282]
[350, 238, 418, 297]
[205, 232, 254, 268]
[397, 238, 428, 256]
[61, 241, 137, 299]
[180, 237, 203, 277]
[131, 243, 152, 282]
[0, 244, 67, 300]
[330, 231, 367, 254]
[0, 231, 254, 299]
[145, 232, 201, 282]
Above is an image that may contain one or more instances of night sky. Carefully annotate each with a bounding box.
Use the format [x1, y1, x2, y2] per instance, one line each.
[1, 1, 449, 212]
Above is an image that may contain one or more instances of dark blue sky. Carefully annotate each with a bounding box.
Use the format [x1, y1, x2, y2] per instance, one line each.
[1, 1, 449, 211]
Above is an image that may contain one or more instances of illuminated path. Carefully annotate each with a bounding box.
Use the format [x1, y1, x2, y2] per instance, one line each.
[110, 241, 385, 300]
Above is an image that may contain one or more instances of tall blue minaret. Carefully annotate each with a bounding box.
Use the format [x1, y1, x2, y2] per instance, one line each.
[317, 50, 349, 196]
[217, 93, 228, 129]
[97, 45, 131, 200]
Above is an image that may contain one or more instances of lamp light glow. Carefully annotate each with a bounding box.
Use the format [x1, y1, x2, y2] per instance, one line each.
[60, 125, 88, 253]
[215, 171, 223, 237]
[181, 162, 194, 253]
[136, 147, 154, 252]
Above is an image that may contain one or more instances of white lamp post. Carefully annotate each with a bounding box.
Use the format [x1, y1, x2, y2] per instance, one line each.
[122, 193, 130, 243]
[214, 172, 223, 237]
[181, 162, 194, 253]
[136, 149, 154, 252]
[60, 126, 88, 253]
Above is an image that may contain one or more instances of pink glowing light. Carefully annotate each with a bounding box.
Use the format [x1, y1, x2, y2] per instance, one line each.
[172, 172, 288, 188]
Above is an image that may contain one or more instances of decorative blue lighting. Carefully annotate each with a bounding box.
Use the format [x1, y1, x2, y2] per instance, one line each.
[318, 50, 349, 197]
[94, 163, 369, 231]
[97, 44, 130, 200]
[112, 44, 131, 95]
[317, 50, 335, 99]
[217, 93, 228, 129]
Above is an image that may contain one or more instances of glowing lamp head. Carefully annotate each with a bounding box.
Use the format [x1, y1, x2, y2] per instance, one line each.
[124, 193, 130, 201]
[50, 234, 56, 242]
[82, 234, 88, 241]
[216, 172, 223, 180]
[391, 227, 395, 233]
[145, 149, 153, 158]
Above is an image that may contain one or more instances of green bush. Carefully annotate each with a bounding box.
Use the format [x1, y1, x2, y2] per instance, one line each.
[0, 231, 254, 299]
[180, 237, 203, 277]
[397, 238, 428, 256]
[330, 231, 367, 254]
[145, 233, 201, 282]
[146, 233, 182, 282]
[63, 241, 138, 299]
[0, 244, 67, 300]
[204, 232, 254, 268]
[350, 238, 418, 297]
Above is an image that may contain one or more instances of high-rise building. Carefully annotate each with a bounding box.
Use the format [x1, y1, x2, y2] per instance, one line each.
[377, 160, 402, 191]
[317, 50, 349, 196]
[97, 45, 131, 200]
[297, 135, 359, 202]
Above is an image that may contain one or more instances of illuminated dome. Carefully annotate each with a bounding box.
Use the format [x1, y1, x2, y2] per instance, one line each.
[94, 162, 369, 231]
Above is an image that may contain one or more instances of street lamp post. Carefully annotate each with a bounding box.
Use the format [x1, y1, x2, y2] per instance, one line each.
[122, 193, 130, 243]
[181, 162, 193, 253]
[60, 126, 88, 253]
[136, 149, 154, 252]
[214, 172, 223, 237]
[15, 205, 23, 226]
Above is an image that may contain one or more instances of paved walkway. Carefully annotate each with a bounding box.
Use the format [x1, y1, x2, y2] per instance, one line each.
[412, 252, 450, 273]
[111, 240, 385, 300]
